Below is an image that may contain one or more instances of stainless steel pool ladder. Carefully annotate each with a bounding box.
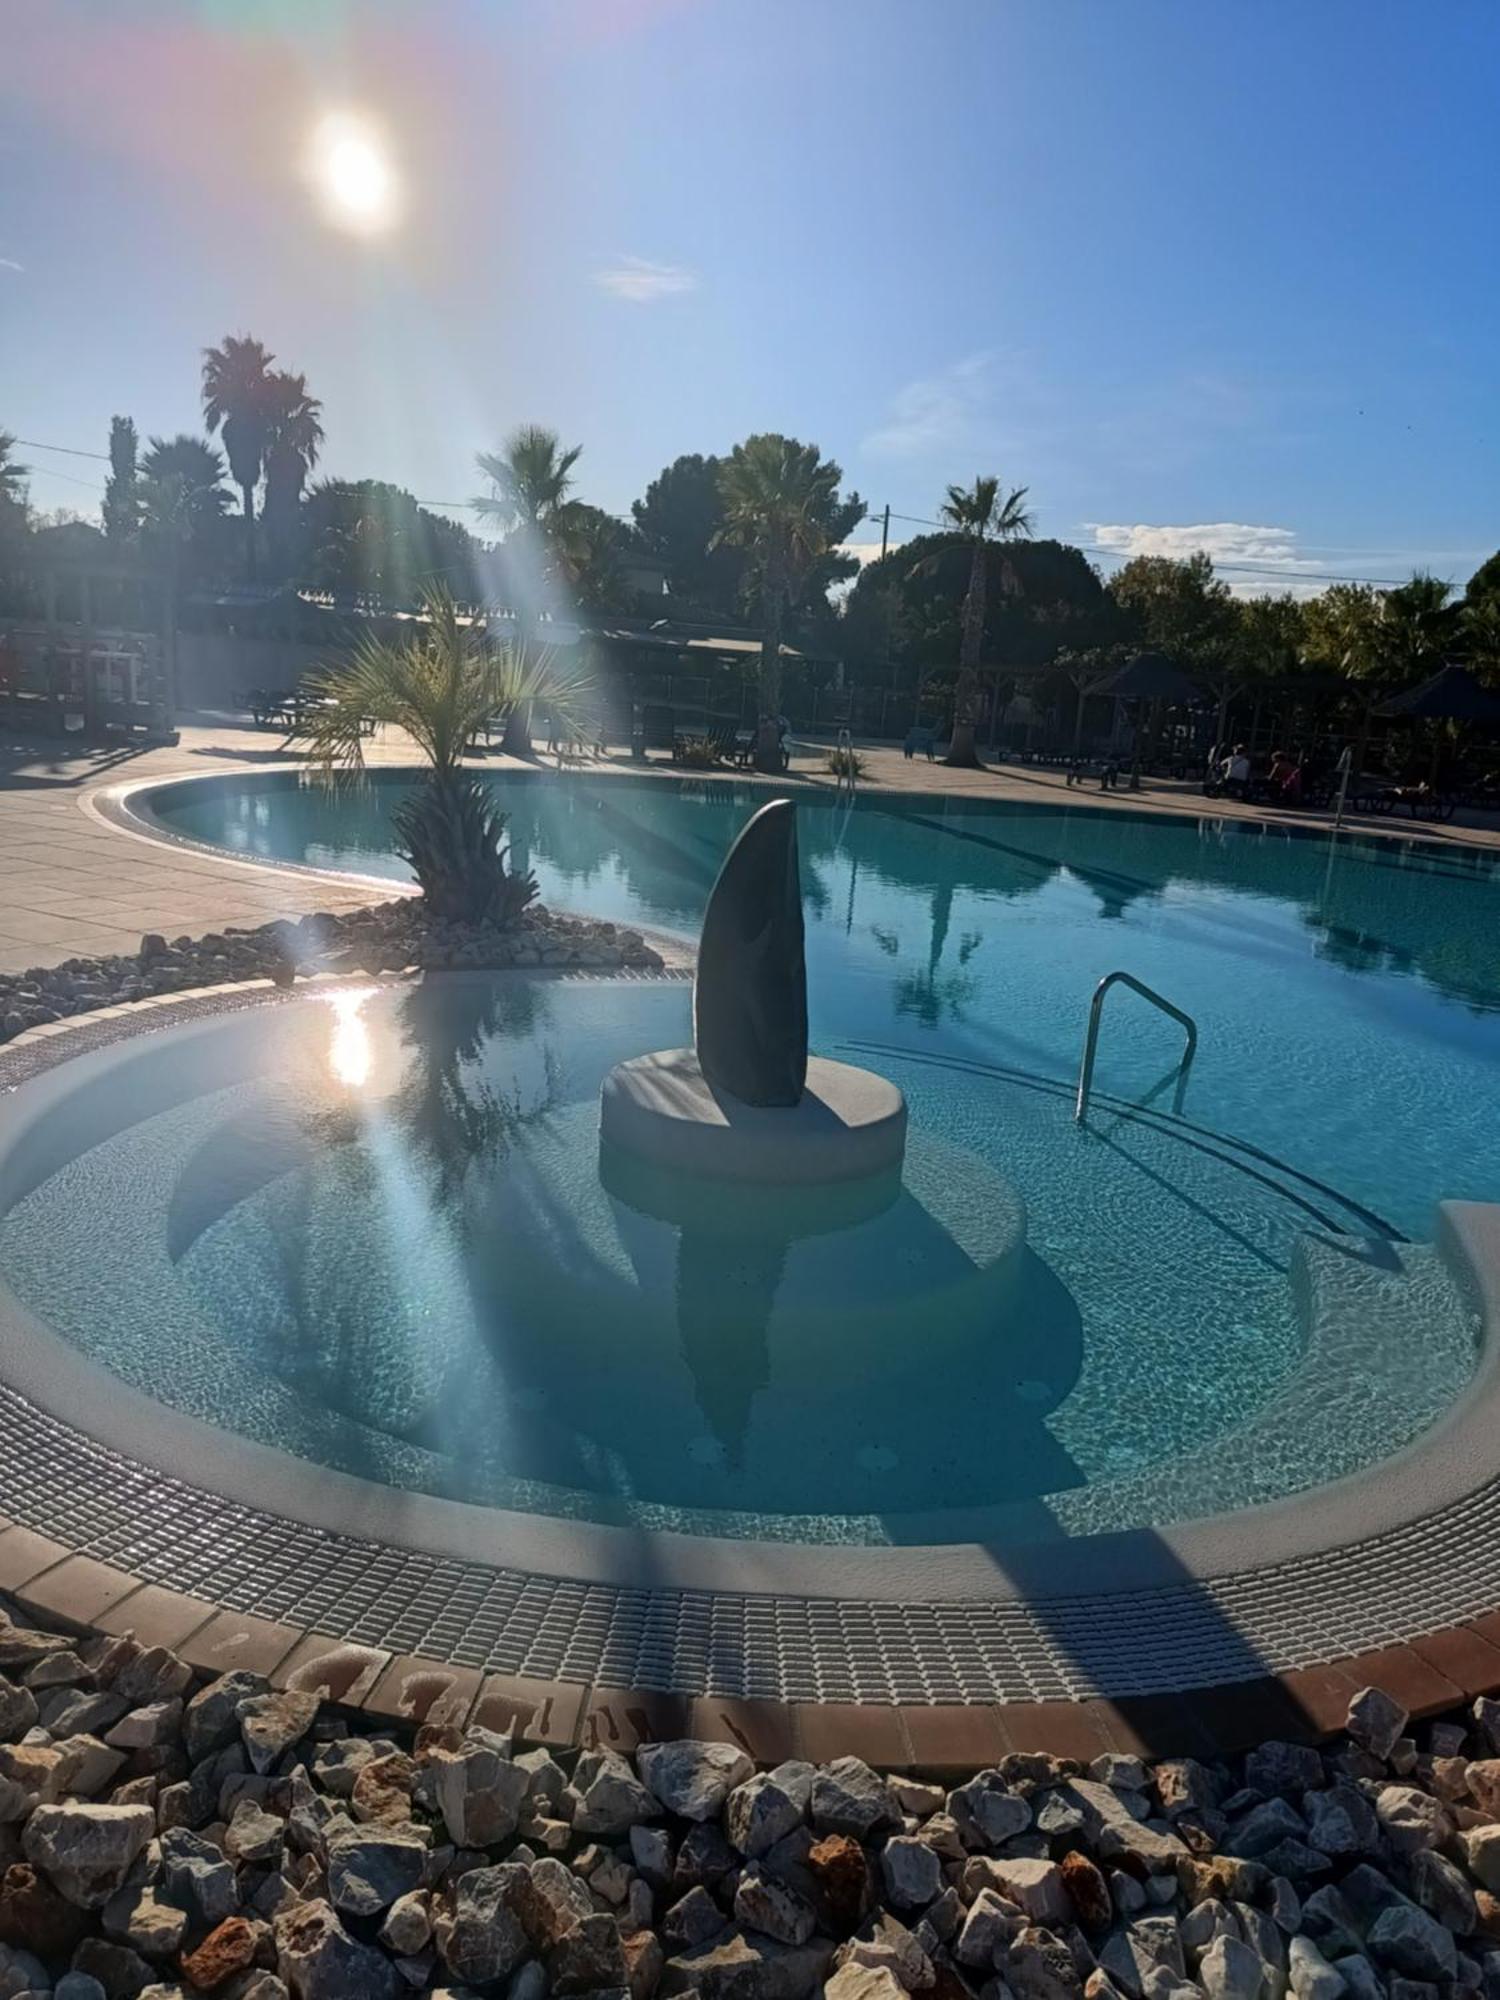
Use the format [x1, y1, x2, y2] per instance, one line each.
[1075, 971, 1198, 1123]
[835, 726, 857, 798]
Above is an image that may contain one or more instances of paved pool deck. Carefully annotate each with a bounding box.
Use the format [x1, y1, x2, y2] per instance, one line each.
[4, 712, 1500, 974]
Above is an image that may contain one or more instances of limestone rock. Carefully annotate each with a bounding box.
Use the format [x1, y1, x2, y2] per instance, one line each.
[183, 1675, 268, 1762]
[430, 1738, 530, 1848]
[274, 1895, 403, 1999]
[434, 1864, 530, 1987]
[378, 1889, 433, 1958]
[639, 1742, 754, 1823]
[1199, 1935, 1267, 2000]
[947, 1773, 1032, 1850]
[810, 1761, 901, 1841]
[325, 1822, 428, 1916]
[1374, 1786, 1453, 1855]
[660, 1924, 833, 2000]
[735, 1865, 817, 1947]
[1368, 1903, 1457, 1983]
[880, 1839, 942, 1912]
[1287, 1935, 1345, 2000]
[727, 1773, 807, 1859]
[1345, 1689, 1408, 1762]
[550, 1911, 631, 1994]
[825, 1966, 907, 2000]
[22, 1803, 155, 1910]
[574, 1750, 657, 1837]
[240, 1692, 320, 1776]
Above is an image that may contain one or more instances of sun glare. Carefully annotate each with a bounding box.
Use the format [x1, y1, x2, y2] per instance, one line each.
[308, 112, 400, 236]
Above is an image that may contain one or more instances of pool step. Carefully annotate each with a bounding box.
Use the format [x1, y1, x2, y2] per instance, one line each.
[1287, 1232, 1479, 1437]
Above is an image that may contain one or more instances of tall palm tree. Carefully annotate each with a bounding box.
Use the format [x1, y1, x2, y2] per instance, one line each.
[299, 584, 590, 923]
[473, 426, 583, 751]
[921, 476, 1033, 767]
[715, 434, 842, 771]
[201, 334, 277, 581]
[261, 371, 324, 575]
[474, 424, 582, 535]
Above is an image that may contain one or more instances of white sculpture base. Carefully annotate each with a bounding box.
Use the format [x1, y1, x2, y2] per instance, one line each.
[599, 1049, 907, 1184]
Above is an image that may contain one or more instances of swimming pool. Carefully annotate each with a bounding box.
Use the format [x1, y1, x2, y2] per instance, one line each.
[6, 767, 1495, 1548]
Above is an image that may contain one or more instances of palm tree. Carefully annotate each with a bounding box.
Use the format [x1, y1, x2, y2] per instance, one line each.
[261, 371, 324, 575]
[1378, 572, 1456, 683]
[550, 502, 630, 611]
[201, 334, 277, 580]
[473, 426, 583, 752]
[920, 476, 1033, 767]
[298, 584, 589, 923]
[0, 433, 27, 510]
[715, 434, 842, 771]
[474, 424, 582, 536]
[139, 435, 231, 543]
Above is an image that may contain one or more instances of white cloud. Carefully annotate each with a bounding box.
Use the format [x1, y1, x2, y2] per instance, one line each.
[863, 352, 995, 459]
[0, 258, 22, 273]
[838, 539, 905, 569]
[1083, 521, 1331, 598]
[593, 256, 696, 303]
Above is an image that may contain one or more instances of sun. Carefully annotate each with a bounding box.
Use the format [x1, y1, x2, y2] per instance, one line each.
[307, 112, 400, 236]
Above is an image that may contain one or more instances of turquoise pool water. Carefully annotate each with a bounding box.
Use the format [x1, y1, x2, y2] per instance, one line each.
[0, 769, 1488, 1546]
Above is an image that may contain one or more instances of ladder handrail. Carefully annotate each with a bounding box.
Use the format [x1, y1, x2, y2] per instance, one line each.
[1075, 970, 1198, 1123]
[835, 725, 857, 797]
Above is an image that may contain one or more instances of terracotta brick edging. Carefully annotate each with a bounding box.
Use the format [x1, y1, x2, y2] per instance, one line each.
[2, 1519, 1497, 1778]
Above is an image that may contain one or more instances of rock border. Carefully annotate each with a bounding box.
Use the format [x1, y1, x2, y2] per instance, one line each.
[0, 1594, 1494, 2000]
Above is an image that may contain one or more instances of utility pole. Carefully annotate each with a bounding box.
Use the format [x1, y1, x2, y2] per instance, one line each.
[877, 504, 890, 562]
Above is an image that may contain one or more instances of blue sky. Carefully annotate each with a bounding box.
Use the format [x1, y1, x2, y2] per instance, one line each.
[2, 0, 1496, 594]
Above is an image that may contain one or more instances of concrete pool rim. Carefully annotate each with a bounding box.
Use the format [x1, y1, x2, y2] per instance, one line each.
[1, 977, 1500, 1734]
[89, 761, 1500, 903]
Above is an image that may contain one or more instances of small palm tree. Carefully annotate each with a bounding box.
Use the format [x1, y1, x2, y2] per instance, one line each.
[140, 435, 231, 542]
[202, 334, 277, 580]
[298, 585, 589, 925]
[716, 434, 841, 771]
[920, 476, 1033, 767]
[262, 371, 324, 573]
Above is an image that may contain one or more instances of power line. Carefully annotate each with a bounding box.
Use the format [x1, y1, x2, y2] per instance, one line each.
[12, 437, 110, 461]
[8, 436, 1441, 588]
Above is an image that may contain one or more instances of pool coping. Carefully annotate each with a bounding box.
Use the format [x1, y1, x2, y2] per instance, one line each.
[2, 981, 1500, 1762]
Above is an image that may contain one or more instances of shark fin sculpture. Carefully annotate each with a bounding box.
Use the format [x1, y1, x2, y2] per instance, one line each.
[693, 798, 808, 1107]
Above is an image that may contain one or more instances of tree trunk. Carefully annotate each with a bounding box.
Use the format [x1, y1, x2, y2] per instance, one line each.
[945, 539, 987, 768]
[241, 483, 257, 583]
[755, 548, 787, 774]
